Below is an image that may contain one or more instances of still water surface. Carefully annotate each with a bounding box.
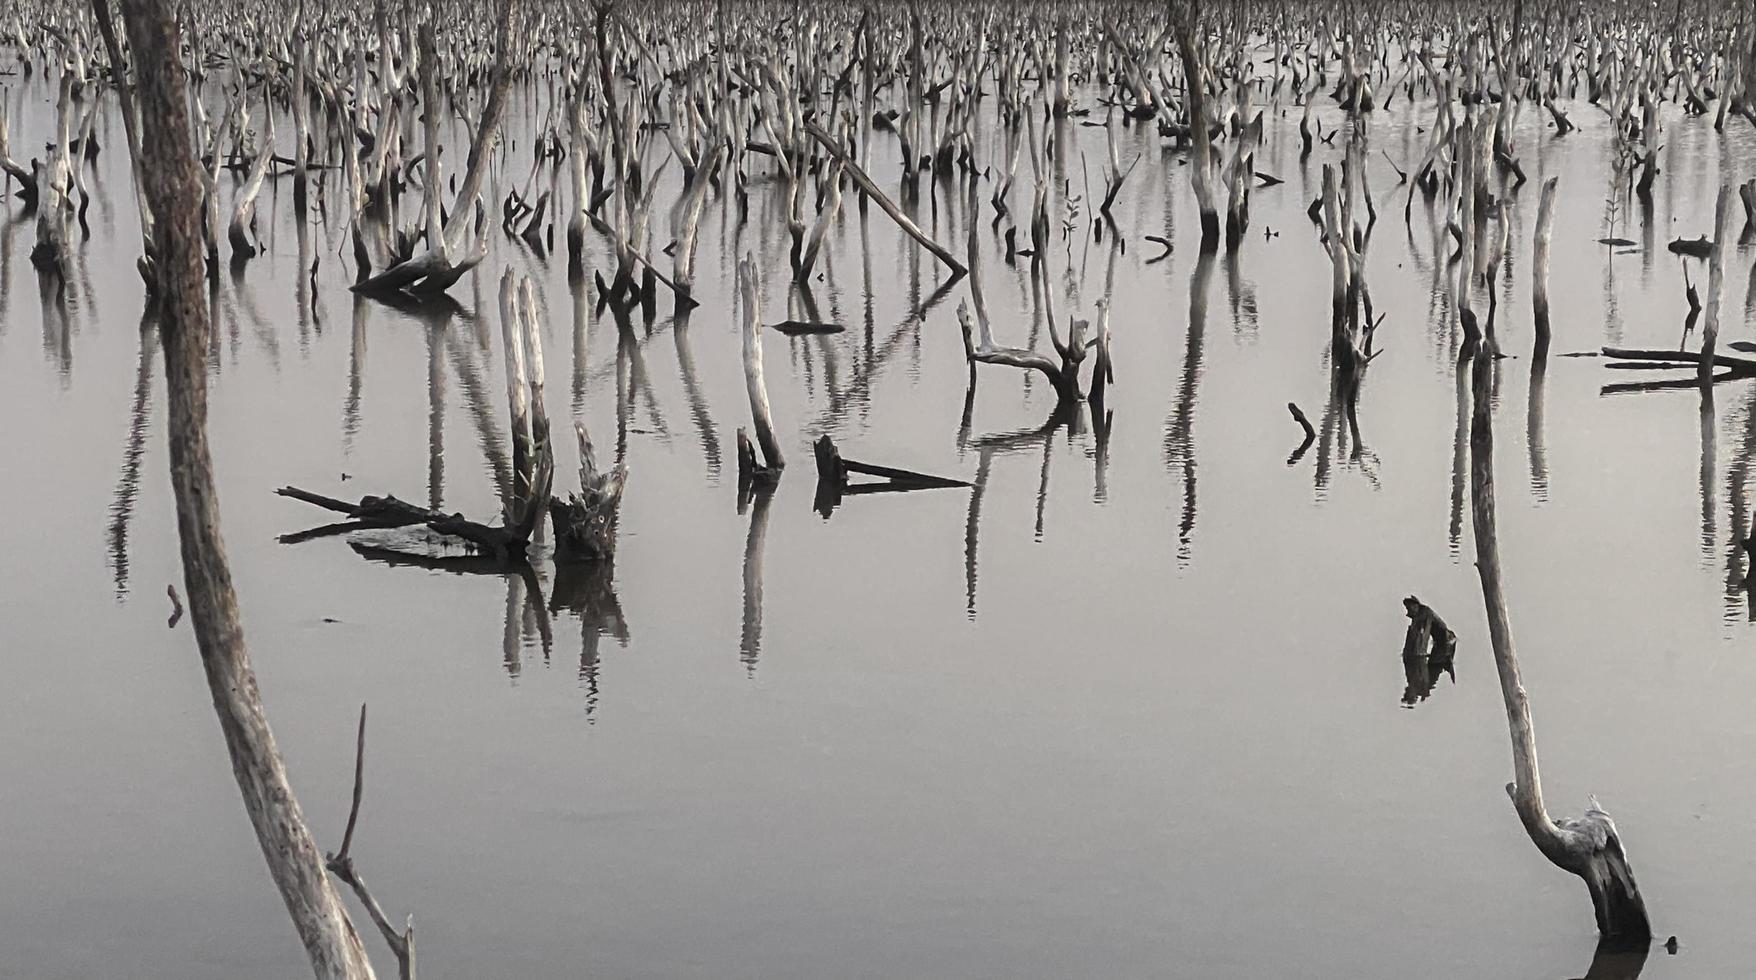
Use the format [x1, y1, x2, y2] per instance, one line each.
[3, 78, 1756, 978]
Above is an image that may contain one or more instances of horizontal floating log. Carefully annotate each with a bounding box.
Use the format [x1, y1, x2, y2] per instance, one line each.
[769, 320, 845, 335]
[1601, 347, 1756, 374]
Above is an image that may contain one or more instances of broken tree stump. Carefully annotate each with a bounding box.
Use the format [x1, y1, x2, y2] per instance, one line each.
[1400, 595, 1457, 706]
[549, 422, 626, 563]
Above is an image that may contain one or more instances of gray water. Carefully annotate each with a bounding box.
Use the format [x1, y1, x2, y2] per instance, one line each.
[3, 73, 1756, 979]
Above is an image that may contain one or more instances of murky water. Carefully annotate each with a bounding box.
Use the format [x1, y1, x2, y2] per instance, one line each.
[4, 70, 1756, 978]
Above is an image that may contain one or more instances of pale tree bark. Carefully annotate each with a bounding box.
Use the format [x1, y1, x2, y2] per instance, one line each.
[1469, 350, 1651, 942]
[117, 1, 378, 976]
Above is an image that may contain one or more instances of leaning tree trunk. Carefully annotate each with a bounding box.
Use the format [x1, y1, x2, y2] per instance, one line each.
[1468, 350, 1652, 942]
[117, 1, 377, 977]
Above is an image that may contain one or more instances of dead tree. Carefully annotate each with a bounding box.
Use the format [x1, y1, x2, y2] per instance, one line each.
[1532, 176, 1558, 355]
[958, 298, 1087, 404]
[116, 0, 379, 975]
[1698, 185, 1731, 390]
[737, 256, 784, 484]
[1172, 0, 1221, 250]
[352, 3, 515, 297]
[1469, 349, 1652, 942]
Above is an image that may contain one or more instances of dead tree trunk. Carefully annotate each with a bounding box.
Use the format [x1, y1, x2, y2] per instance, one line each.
[117, 1, 378, 976]
[1700, 185, 1731, 390]
[1469, 350, 1652, 942]
[1533, 176, 1557, 356]
[737, 256, 784, 483]
[1173, 0, 1221, 250]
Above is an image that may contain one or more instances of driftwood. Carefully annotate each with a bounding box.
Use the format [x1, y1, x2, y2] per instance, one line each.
[278, 273, 553, 563]
[1469, 350, 1652, 941]
[812, 435, 969, 514]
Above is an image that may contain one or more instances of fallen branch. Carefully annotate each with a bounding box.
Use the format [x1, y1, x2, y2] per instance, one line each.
[803, 120, 966, 278]
[324, 705, 415, 980]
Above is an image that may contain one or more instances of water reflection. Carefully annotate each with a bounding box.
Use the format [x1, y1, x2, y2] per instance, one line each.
[1723, 387, 1756, 623]
[1449, 366, 1469, 555]
[671, 309, 722, 479]
[1165, 251, 1211, 561]
[1576, 937, 1649, 980]
[1700, 388, 1717, 565]
[343, 296, 367, 457]
[551, 559, 629, 716]
[1528, 352, 1550, 503]
[501, 563, 555, 677]
[38, 260, 73, 383]
[445, 321, 513, 503]
[427, 319, 446, 510]
[107, 314, 156, 597]
[738, 485, 774, 675]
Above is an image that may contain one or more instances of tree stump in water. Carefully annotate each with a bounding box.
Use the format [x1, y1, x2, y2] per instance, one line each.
[549, 422, 626, 563]
[1400, 596, 1457, 706]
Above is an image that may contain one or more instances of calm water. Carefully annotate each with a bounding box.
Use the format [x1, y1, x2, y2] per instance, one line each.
[4, 70, 1756, 979]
